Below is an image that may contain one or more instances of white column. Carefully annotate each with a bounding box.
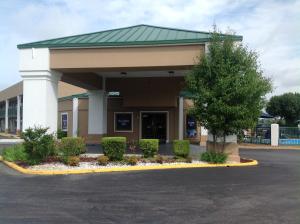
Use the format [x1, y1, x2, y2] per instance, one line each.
[21, 71, 61, 133]
[5, 99, 8, 132]
[19, 48, 61, 134]
[88, 90, 106, 135]
[271, 124, 279, 146]
[102, 77, 107, 134]
[72, 97, 78, 137]
[16, 95, 21, 133]
[204, 42, 210, 54]
[178, 96, 184, 140]
[208, 133, 237, 143]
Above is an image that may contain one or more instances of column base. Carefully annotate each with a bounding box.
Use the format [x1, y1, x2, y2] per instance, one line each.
[5, 129, 9, 134]
[16, 129, 21, 136]
[85, 134, 106, 144]
[206, 141, 240, 162]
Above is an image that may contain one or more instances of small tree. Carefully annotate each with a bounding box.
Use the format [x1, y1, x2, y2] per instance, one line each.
[185, 30, 272, 150]
[266, 93, 300, 126]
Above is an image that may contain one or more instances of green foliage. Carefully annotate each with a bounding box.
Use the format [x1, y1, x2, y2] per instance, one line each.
[173, 140, 190, 158]
[97, 155, 109, 166]
[185, 30, 272, 142]
[126, 156, 138, 166]
[201, 151, 227, 163]
[58, 137, 86, 157]
[21, 127, 55, 164]
[2, 144, 28, 162]
[102, 137, 126, 161]
[65, 156, 80, 166]
[266, 92, 300, 126]
[139, 139, 159, 158]
[57, 129, 67, 139]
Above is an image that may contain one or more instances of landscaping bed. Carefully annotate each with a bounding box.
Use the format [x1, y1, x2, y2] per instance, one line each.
[0, 127, 257, 175]
[21, 154, 206, 171]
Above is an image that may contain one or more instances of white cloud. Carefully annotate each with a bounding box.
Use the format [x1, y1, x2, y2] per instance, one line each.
[0, 0, 299, 96]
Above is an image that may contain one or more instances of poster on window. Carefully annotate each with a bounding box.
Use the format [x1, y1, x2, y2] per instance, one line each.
[115, 113, 132, 131]
[186, 116, 197, 138]
[61, 113, 68, 131]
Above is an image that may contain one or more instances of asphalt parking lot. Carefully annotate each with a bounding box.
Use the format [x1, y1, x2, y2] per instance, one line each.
[0, 148, 300, 224]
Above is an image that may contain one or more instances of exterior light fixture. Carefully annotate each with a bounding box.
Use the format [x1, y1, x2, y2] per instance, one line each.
[168, 71, 174, 77]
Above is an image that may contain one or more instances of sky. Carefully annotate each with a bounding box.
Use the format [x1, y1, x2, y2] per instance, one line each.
[0, 0, 299, 96]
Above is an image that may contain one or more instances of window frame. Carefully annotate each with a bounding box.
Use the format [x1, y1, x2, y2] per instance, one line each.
[61, 112, 68, 132]
[114, 112, 133, 132]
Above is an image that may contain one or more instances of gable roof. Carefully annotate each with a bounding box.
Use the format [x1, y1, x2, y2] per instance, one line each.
[17, 24, 243, 49]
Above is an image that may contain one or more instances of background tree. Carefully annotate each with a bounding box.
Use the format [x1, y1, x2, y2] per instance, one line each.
[266, 93, 300, 126]
[185, 30, 272, 149]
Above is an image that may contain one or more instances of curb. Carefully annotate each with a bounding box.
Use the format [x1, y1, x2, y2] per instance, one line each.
[239, 145, 300, 150]
[0, 156, 258, 175]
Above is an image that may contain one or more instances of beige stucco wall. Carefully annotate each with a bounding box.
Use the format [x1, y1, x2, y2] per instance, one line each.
[0, 81, 86, 102]
[0, 81, 23, 102]
[106, 97, 179, 141]
[50, 45, 204, 70]
[58, 100, 73, 136]
[58, 82, 87, 98]
[58, 98, 88, 138]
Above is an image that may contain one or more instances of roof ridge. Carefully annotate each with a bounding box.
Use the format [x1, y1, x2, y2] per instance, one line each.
[138, 24, 212, 35]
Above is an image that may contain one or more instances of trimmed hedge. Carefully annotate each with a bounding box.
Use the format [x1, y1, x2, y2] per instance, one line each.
[139, 139, 159, 158]
[58, 137, 86, 157]
[201, 151, 227, 164]
[102, 137, 126, 161]
[173, 140, 190, 158]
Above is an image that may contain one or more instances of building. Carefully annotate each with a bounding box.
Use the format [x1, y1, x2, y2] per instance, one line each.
[13, 24, 242, 143]
[0, 81, 86, 135]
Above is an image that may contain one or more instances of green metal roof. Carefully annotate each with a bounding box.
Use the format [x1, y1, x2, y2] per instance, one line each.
[59, 93, 88, 101]
[17, 24, 243, 49]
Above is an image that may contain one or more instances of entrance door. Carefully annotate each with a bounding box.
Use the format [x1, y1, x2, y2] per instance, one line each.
[141, 112, 167, 143]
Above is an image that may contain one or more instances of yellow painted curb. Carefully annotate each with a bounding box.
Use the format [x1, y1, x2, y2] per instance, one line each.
[0, 156, 258, 175]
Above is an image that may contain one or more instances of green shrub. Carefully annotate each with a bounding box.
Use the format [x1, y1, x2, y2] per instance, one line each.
[21, 127, 55, 164]
[65, 156, 80, 166]
[139, 139, 159, 158]
[2, 144, 28, 162]
[97, 155, 109, 166]
[57, 129, 67, 139]
[58, 137, 86, 157]
[126, 156, 138, 166]
[201, 151, 227, 164]
[173, 140, 190, 158]
[102, 137, 126, 161]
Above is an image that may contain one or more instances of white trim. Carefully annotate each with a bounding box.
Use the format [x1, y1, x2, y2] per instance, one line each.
[16, 95, 21, 131]
[5, 99, 8, 130]
[139, 111, 169, 143]
[50, 43, 205, 50]
[60, 112, 68, 132]
[114, 112, 133, 133]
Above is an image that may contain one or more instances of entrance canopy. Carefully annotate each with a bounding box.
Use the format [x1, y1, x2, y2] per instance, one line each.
[18, 24, 242, 134]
